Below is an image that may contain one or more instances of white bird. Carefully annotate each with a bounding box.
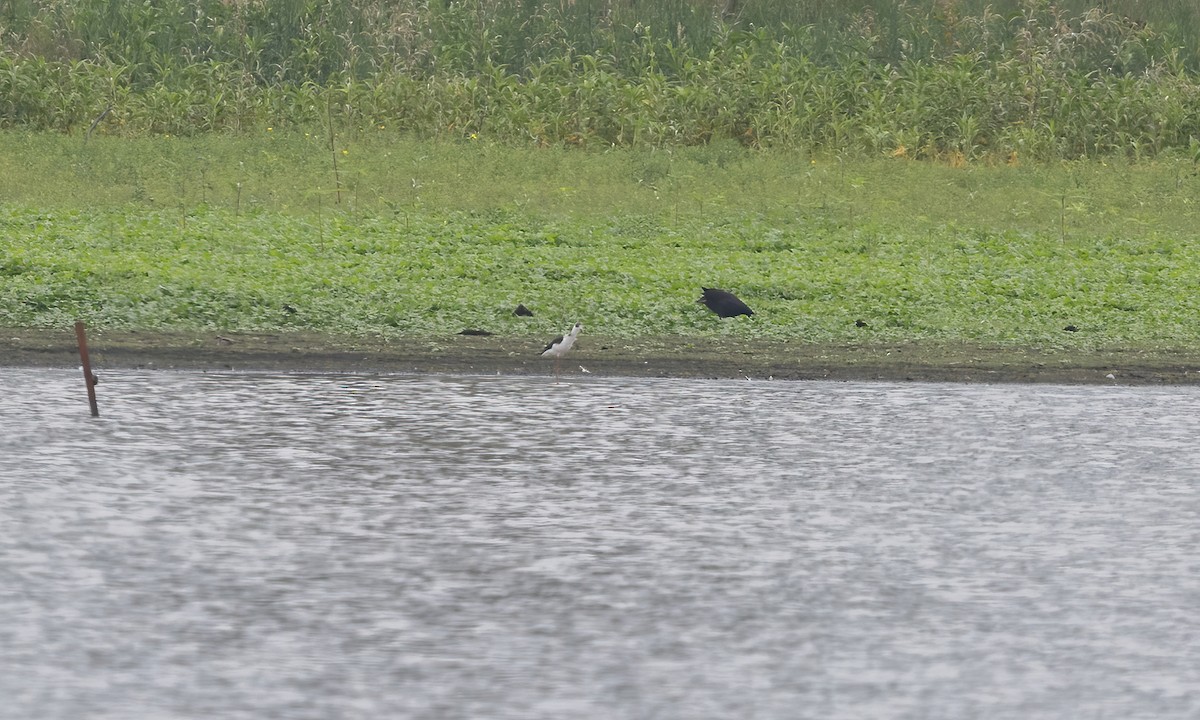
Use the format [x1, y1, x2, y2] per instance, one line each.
[541, 322, 582, 380]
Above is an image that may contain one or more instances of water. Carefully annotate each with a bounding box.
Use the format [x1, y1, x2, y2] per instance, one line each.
[1, 369, 1198, 720]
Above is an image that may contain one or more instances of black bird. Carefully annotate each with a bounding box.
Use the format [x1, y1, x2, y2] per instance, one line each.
[513, 304, 534, 317]
[697, 287, 754, 318]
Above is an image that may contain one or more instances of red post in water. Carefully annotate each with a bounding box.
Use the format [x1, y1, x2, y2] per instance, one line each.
[75, 321, 99, 417]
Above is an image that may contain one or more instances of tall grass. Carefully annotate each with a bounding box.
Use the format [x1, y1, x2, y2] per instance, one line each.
[7, 1, 1200, 75]
[2, 1, 1200, 159]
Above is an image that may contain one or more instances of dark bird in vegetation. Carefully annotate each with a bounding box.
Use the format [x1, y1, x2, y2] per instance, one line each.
[514, 304, 534, 317]
[458, 328, 494, 336]
[855, 319, 869, 328]
[541, 322, 582, 380]
[1064, 325, 1079, 332]
[697, 287, 753, 318]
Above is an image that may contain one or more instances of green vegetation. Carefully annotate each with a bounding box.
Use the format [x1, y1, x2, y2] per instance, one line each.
[3, 2, 1199, 364]
[3, 132, 1199, 352]
[2, 1, 1200, 159]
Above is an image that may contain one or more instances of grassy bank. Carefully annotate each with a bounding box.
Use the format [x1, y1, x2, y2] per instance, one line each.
[3, 132, 1200, 357]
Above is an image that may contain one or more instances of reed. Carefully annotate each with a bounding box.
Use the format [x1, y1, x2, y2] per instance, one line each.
[2, 1, 1199, 159]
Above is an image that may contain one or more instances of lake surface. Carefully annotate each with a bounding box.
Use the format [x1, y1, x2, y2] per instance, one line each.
[1, 368, 1198, 720]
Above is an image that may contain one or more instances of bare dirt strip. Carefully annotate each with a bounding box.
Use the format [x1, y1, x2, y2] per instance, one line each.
[3, 327, 1200, 384]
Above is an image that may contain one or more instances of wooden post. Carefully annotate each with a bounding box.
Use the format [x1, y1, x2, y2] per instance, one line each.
[75, 321, 99, 417]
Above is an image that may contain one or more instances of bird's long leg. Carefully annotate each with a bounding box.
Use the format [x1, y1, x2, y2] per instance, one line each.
[554, 356, 561, 382]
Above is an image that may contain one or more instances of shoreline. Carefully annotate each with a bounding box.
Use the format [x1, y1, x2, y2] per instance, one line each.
[4, 327, 1200, 384]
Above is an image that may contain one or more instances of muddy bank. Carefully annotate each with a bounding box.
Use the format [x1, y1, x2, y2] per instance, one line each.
[3, 327, 1200, 384]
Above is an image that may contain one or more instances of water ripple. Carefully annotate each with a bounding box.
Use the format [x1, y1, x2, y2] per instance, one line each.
[1, 369, 1199, 719]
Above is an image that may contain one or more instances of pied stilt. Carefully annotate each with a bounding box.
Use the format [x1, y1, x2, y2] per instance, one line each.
[541, 322, 582, 380]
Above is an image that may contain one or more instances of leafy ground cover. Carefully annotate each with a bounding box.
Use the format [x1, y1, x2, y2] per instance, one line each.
[3, 132, 1200, 361]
